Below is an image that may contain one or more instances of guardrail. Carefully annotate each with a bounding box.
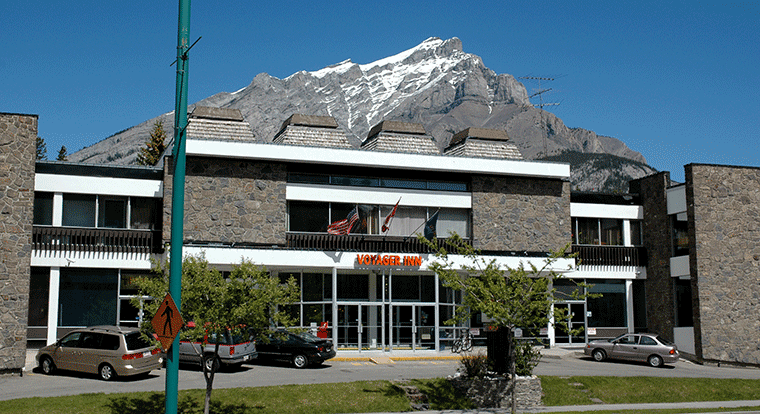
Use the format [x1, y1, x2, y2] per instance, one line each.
[571, 245, 647, 267]
[33, 226, 163, 254]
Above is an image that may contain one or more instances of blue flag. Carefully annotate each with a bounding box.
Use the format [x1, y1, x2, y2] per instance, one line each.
[423, 210, 439, 241]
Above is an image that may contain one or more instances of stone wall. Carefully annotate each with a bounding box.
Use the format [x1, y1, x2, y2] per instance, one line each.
[686, 164, 760, 365]
[449, 375, 542, 410]
[0, 113, 36, 374]
[471, 175, 570, 253]
[630, 172, 675, 343]
[164, 156, 287, 245]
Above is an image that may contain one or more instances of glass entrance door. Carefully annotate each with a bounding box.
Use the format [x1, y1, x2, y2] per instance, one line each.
[390, 305, 414, 350]
[337, 304, 384, 350]
[555, 303, 587, 345]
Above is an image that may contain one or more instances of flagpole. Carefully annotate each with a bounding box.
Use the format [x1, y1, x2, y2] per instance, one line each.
[409, 208, 440, 238]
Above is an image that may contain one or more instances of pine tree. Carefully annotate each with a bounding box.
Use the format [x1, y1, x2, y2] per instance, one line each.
[36, 136, 47, 160]
[57, 145, 68, 161]
[136, 120, 167, 166]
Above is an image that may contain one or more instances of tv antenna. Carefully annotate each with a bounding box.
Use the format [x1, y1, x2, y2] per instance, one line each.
[520, 76, 560, 158]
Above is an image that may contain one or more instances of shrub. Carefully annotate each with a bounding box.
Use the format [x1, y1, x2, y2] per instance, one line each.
[459, 352, 491, 378]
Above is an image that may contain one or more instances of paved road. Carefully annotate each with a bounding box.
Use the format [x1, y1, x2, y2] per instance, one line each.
[3, 348, 760, 406]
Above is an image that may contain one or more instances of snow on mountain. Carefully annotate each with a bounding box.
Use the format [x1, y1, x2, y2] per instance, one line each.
[69, 37, 650, 192]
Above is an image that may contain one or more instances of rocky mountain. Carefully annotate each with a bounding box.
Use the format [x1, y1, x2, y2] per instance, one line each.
[70, 37, 654, 192]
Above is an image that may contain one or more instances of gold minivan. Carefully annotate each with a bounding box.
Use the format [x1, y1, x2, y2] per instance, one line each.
[36, 325, 163, 381]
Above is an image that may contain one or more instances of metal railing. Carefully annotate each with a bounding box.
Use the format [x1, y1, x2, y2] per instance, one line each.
[286, 233, 462, 253]
[571, 245, 647, 267]
[33, 226, 163, 254]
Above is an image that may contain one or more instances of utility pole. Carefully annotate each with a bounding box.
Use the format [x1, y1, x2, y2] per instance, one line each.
[167, 1, 190, 413]
[520, 76, 560, 158]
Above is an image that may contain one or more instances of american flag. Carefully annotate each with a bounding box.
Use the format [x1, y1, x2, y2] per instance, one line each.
[327, 207, 359, 235]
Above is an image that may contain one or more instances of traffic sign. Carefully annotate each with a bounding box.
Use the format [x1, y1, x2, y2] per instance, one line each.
[151, 293, 185, 351]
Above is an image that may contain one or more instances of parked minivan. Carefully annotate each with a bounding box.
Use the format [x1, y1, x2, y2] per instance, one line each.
[178, 325, 257, 371]
[36, 325, 163, 381]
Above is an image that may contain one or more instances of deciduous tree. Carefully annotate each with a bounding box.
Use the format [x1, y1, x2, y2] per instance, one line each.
[131, 254, 300, 414]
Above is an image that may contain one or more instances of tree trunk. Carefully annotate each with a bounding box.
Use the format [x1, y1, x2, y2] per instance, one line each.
[202, 343, 219, 414]
[509, 326, 516, 414]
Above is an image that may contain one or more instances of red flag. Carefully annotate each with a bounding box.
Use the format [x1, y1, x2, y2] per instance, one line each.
[382, 199, 400, 233]
[327, 207, 359, 235]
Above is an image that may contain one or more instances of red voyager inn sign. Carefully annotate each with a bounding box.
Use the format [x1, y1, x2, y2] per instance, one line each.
[356, 254, 422, 267]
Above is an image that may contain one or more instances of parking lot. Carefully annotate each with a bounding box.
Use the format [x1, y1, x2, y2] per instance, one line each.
[2, 347, 759, 402]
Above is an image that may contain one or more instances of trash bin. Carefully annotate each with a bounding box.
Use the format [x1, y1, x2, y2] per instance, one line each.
[486, 327, 511, 375]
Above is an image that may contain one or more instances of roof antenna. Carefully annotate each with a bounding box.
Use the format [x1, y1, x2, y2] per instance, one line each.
[519, 76, 560, 158]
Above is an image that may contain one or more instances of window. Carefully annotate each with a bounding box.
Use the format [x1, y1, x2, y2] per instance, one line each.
[289, 201, 329, 232]
[674, 278, 693, 327]
[600, 219, 623, 245]
[62, 194, 96, 227]
[630, 220, 643, 246]
[587, 280, 626, 328]
[573, 218, 624, 246]
[98, 197, 127, 228]
[34, 192, 53, 225]
[130, 197, 160, 230]
[671, 214, 689, 256]
[574, 218, 599, 245]
[288, 171, 468, 192]
[28, 267, 50, 326]
[59, 268, 118, 327]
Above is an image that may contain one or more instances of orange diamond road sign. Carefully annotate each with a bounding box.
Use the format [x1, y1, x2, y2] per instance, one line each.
[151, 293, 185, 351]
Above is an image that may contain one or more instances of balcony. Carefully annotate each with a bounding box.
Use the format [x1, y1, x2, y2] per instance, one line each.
[286, 233, 458, 253]
[33, 226, 163, 254]
[571, 245, 647, 267]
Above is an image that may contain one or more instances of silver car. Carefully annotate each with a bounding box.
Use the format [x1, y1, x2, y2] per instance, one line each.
[584, 333, 679, 367]
[36, 325, 163, 380]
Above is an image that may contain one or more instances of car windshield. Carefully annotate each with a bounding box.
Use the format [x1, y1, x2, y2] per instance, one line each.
[124, 332, 151, 351]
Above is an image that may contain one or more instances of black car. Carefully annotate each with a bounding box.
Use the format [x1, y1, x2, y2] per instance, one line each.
[254, 330, 336, 368]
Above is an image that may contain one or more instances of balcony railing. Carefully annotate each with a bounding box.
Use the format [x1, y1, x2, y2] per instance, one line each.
[286, 233, 462, 253]
[571, 245, 647, 267]
[33, 226, 163, 254]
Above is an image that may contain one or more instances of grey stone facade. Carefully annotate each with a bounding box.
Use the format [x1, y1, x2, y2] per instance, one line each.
[0, 113, 36, 374]
[686, 164, 760, 365]
[630, 172, 676, 343]
[471, 175, 570, 252]
[164, 156, 287, 246]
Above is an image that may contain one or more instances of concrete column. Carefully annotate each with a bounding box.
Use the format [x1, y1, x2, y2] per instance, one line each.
[626, 279, 634, 333]
[46, 267, 61, 345]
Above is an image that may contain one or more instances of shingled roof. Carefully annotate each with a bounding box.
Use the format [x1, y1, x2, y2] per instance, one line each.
[186, 107, 255, 142]
[361, 120, 439, 155]
[444, 127, 523, 160]
[272, 114, 352, 148]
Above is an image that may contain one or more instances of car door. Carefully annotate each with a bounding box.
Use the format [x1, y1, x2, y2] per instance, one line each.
[609, 334, 640, 360]
[256, 332, 283, 360]
[52, 332, 83, 371]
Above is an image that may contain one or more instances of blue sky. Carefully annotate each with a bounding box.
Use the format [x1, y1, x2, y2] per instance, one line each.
[3, 1, 758, 183]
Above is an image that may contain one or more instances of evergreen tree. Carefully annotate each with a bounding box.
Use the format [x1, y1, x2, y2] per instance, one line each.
[57, 145, 68, 161]
[136, 120, 167, 166]
[36, 136, 47, 160]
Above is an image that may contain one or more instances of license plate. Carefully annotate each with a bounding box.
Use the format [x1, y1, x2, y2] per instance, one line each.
[143, 351, 151, 358]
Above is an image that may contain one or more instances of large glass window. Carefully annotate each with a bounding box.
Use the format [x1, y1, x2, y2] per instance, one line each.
[337, 274, 369, 300]
[288, 171, 468, 192]
[289, 201, 329, 232]
[62, 194, 96, 227]
[34, 192, 53, 225]
[587, 280, 626, 328]
[59, 268, 118, 326]
[438, 208, 469, 238]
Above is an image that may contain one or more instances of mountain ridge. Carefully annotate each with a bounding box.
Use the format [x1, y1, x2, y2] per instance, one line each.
[69, 37, 655, 191]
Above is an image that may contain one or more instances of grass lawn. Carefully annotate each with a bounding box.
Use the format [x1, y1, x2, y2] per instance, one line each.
[1, 376, 759, 414]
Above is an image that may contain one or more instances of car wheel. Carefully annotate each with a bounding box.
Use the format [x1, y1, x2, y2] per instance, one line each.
[293, 354, 309, 369]
[99, 363, 116, 381]
[592, 349, 606, 362]
[648, 355, 663, 368]
[40, 356, 56, 375]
